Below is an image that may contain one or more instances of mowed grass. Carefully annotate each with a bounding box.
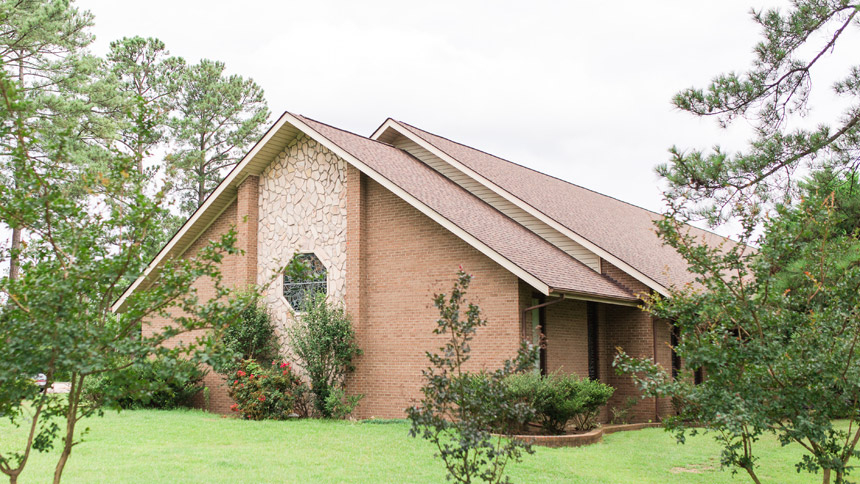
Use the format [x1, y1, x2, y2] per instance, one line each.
[0, 409, 824, 484]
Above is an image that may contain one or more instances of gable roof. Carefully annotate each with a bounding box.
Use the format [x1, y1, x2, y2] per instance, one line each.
[295, 115, 635, 303]
[374, 120, 734, 292]
[113, 112, 639, 312]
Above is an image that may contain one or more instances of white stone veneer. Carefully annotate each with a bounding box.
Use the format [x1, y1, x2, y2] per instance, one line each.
[257, 134, 347, 330]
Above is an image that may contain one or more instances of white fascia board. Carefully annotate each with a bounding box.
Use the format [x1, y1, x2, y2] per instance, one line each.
[283, 113, 551, 296]
[112, 112, 297, 313]
[371, 120, 670, 298]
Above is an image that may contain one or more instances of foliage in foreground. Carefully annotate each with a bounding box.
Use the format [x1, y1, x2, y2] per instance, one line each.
[615, 2, 860, 483]
[288, 290, 362, 419]
[618, 174, 860, 484]
[0, 25, 249, 484]
[407, 269, 538, 484]
[82, 356, 206, 410]
[504, 372, 613, 434]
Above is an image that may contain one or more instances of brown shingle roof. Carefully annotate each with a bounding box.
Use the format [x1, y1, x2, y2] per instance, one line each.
[395, 121, 734, 290]
[294, 114, 636, 301]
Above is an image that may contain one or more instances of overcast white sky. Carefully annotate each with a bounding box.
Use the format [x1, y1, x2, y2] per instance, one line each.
[72, 0, 856, 220]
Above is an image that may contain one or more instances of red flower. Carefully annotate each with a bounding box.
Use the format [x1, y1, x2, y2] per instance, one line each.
[233, 380, 238, 385]
[230, 403, 239, 412]
[239, 384, 244, 388]
[258, 395, 266, 402]
[237, 370, 246, 377]
[272, 360, 277, 366]
[282, 370, 288, 376]
[279, 362, 287, 368]
[249, 374, 254, 379]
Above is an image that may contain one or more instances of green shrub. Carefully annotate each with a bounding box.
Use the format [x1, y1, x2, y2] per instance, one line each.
[287, 292, 362, 418]
[227, 359, 306, 420]
[505, 371, 614, 434]
[324, 388, 363, 420]
[407, 269, 538, 484]
[83, 356, 206, 410]
[215, 295, 280, 374]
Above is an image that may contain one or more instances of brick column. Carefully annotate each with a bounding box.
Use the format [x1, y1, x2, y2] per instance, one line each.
[345, 165, 365, 328]
[236, 175, 259, 288]
[345, 165, 366, 407]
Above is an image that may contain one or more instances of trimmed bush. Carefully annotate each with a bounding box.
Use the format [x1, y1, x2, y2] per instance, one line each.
[227, 359, 307, 420]
[83, 356, 206, 410]
[505, 371, 614, 434]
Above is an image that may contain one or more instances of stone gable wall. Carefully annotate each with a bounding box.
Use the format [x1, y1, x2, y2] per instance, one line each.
[257, 134, 348, 332]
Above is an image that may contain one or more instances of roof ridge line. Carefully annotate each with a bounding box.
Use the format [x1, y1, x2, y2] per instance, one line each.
[394, 119, 737, 243]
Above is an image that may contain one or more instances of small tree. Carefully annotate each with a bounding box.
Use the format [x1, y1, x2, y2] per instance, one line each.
[407, 269, 537, 484]
[287, 292, 362, 418]
[614, 3, 860, 484]
[0, 63, 249, 484]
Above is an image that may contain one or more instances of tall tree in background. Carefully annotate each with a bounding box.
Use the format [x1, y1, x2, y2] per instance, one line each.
[168, 59, 269, 215]
[103, 36, 186, 259]
[0, 0, 99, 281]
[615, 2, 860, 484]
[105, 36, 185, 173]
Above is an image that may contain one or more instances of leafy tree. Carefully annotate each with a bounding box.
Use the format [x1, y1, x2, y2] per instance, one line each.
[0, 59, 249, 484]
[617, 175, 860, 484]
[168, 59, 269, 215]
[287, 291, 362, 418]
[101, 36, 187, 263]
[615, 3, 860, 484]
[407, 269, 538, 484]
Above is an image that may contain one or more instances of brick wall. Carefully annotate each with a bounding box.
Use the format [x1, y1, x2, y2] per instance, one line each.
[346, 174, 521, 419]
[544, 299, 589, 378]
[142, 200, 242, 414]
[600, 259, 674, 422]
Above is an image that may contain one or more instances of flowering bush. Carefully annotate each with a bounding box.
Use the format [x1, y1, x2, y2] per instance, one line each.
[227, 359, 307, 420]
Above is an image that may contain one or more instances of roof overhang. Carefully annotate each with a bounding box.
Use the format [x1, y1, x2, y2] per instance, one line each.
[112, 113, 306, 312]
[371, 119, 671, 298]
[114, 112, 576, 312]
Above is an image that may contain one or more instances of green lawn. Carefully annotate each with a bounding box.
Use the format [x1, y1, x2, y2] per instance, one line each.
[0, 409, 819, 483]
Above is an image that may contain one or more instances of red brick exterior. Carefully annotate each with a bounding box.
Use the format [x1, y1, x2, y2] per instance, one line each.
[143, 155, 678, 421]
[143, 200, 240, 413]
[236, 175, 259, 287]
[544, 299, 589, 377]
[600, 259, 674, 422]
[345, 173, 521, 418]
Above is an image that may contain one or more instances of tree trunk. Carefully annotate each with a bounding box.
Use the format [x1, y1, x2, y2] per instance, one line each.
[9, 226, 21, 281]
[53, 376, 82, 484]
[9, 57, 24, 282]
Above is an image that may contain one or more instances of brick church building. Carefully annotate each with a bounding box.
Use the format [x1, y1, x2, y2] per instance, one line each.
[114, 112, 729, 421]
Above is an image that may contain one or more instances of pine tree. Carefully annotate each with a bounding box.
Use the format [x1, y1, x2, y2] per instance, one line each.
[104, 36, 185, 173]
[0, 0, 99, 281]
[168, 59, 269, 215]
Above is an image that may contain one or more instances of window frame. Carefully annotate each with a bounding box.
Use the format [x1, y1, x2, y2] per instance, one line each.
[281, 252, 329, 311]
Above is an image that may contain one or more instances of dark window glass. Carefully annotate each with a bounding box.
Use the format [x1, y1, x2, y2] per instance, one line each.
[671, 324, 681, 379]
[283, 253, 327, 309]
[587, 302, 599, 380]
